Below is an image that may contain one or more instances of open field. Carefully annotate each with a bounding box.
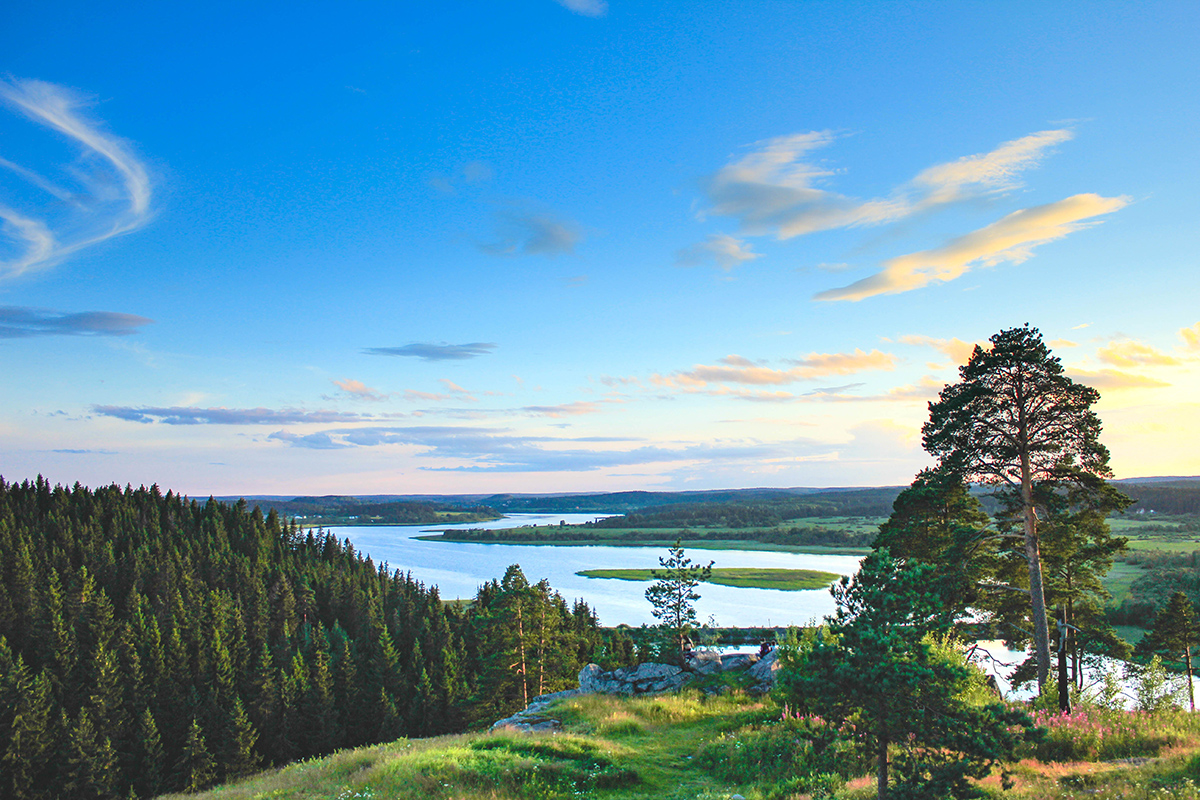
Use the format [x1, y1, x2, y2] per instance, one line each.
[577, 567, 841, 591]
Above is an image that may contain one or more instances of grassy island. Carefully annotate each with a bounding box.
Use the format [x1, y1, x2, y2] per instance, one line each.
[577, 567, 841, 591]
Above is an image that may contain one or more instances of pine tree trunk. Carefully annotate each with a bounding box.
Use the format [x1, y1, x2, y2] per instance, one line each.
[537, 604, 546, 698]
[516, 605, 528, 708]
[1186, 645, 1195, 712]
[1022, 450, 1052, 689]
[877, 731, 889, 799]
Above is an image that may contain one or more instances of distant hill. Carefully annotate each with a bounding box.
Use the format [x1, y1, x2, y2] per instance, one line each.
[219, 477, 1200, 527]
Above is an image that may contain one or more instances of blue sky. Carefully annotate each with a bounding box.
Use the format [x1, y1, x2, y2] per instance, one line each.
[2, 1, 1198, 495]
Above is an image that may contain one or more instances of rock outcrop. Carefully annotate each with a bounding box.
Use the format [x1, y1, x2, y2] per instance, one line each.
[579, 662, 692, 695]
[746, 648, 780, 687]
[491, 649, 783, 731]
[490, 688, 581, 732]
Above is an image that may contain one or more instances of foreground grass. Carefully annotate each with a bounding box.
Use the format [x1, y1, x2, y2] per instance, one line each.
[169, 687, 1200, 800]
[578, 567, 841, 591]
[163, 692, 770, 800]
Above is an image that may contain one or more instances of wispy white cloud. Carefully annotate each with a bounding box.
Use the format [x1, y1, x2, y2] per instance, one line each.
[553, 0, 607, 17]
[716, 375, 944, 404]
[912, 129, 1073, 204]
[332, 379, 388, 401]
[404, 390, 453, 403]
[676, 233, 762, 271]
[439, 379, 479, 402]
[0, 78, 152, 279]
[815, 193, 1130, 301]
[520, 401, 601, 417]
[656, 348, 896, 388]
[1066, 368, 1170, 391]
[703, 129, 1072, 241]
[94, 406, 376, 425]
[428, 160, 495, 194]
[481, 209, 583, 257]
[1179, 322, 1200, 352]
[1097, 340, 1181, 368]
[898, 334, 980, 365]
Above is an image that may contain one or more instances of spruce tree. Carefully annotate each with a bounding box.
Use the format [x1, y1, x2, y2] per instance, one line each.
[1136, 591, 1198, 712]
[175, 718, 216, 794]
[223, 698, 261, 781]
[2, 664, 55, 799]
[132, 709, 164, 800]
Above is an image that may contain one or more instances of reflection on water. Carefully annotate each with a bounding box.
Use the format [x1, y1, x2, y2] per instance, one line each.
[331, 514, 864, 628]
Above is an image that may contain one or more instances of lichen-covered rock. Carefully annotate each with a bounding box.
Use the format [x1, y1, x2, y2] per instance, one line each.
[718, 652, 760, 672]
[688, 649, 724, 675]
[490, 688, 581, 732]
[576, 662, 692, 695]
[747, 648, 780, 686]
[578, 663, 606, 693]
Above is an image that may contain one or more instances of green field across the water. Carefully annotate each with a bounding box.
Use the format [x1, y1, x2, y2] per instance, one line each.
[576, 567, 840, 591]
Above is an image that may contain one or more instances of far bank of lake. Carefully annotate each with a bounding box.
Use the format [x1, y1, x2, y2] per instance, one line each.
[330, 513, 864, 628]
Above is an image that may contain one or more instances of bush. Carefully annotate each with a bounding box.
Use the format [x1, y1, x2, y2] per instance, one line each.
[696, 710, 869, 792]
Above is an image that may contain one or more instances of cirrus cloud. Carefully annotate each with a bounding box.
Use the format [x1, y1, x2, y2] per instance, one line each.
[0, 78, 152, 279]
[553, 0, 607, 17]
[1066, 368, 1170, 391]
[332, 379, 388, 401]
[1097, 340, 1181, 369]
[814, 193, 1130, 302]
[658, 348, 897, 388]
[703, 128, 1074, 241]
[94, 405, 377, 425]
[1179, 322, 1200, 352]
[676, 233, 762, 271]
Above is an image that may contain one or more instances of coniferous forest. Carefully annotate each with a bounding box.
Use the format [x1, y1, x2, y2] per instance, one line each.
[0, 477, 635, 799]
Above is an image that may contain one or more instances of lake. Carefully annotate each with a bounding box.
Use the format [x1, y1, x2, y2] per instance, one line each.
[330, 513, 864, 628]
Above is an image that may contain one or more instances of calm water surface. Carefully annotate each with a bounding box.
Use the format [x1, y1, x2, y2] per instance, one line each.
[330, 514, 864, 627]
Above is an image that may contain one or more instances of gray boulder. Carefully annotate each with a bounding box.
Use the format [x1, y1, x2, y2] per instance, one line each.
[747, 648, 781, 686]
[576, 662, 692, 695]
[490, 687, 581, 732]
[687, 649, 724, 675]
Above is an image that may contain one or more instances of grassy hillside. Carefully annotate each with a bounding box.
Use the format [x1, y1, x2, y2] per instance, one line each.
[167, 687, 1200, 800]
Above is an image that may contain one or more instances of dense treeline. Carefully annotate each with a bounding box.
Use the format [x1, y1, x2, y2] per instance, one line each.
[478, 487, 903, 516]
[1114, 481, 1200, 516]
[239, 495, 498, 525]
[0, 477, 633, 799]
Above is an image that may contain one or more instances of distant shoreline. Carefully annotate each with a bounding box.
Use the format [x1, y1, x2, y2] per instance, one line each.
[415, 532, 869, 556]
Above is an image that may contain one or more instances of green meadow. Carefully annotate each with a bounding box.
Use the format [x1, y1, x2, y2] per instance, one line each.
[578, 567, 841, 591]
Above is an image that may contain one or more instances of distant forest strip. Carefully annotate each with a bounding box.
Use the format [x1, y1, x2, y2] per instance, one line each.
[1114, 483, 1200, 516]
[220, 480, 1200, 529]
[0, 477, 639, 799]
[428, 523, 876, 550]
[479, 486, 905, 517]
[237, 496, 499, 526]
[577, 568, 841, 591]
